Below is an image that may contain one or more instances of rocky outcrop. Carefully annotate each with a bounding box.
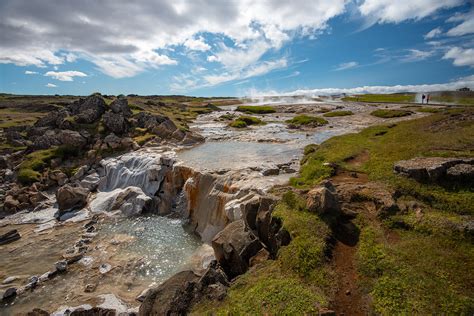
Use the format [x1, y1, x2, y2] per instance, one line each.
[68, 95, 107, 124]
[212, 219, 264, 279]
[103, 111, 129, 135]
[306, 180, 340, 215]
[56, 185, 90, 212]
[139, 261, 228, 315]
[394, 157, 474, 184]
[110, 96, 132, 117]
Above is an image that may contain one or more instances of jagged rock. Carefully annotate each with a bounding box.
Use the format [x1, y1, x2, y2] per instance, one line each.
[306, 181, 340, 215]
[55, 260, 68, 273]
[262, 166, 280, 176]
[31, 130, 61, 149]
[80, 173, 100, 191]
[2, 287, 17, 300]
[104, 133, 122, 149]
[394, 157, 474, 183]
[59, 130, 87, 148]
[35, 109, 69, 128]
[69, 95, 107, 124]
[135, 112, 167, 130]
[212, 219, 263, 279]
[103, 111, 128, 135]
[4, 195, 20, 213]
[0, 229, 21, 245]
[110, 97, 132, 117]
[56, 185, 90, 212]
[446, 164, 474, 182]
[49, 170, 68, 186]
[139, 262, 228, 315]
[71, 165, 89, 181]
[90, 187, 151, 216]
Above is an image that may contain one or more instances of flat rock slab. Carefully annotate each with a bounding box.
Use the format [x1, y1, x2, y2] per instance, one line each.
[394, 157, 474, 183]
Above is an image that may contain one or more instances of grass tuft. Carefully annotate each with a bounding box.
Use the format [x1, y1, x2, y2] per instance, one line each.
[323, 110, 354, 117]
[370, 109, 412, 118]
[236, 105, 276, 114]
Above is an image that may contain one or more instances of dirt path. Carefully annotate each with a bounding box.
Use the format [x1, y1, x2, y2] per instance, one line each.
[331, 240, 366, 316]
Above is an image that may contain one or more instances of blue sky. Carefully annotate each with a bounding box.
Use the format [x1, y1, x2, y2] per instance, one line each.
[0, 0, 473, 97]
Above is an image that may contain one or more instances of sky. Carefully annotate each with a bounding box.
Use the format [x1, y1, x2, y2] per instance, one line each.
[0, 0, 473, 97]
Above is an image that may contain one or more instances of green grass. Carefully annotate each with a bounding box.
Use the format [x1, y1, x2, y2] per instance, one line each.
[356, 220, 474, 314]
[286, 115, 328, 127]
[229, 115, 266, 128]
[192, 192, 333, 315]
[323, 110, 354, 117]
[431, 95, 474, 106]
[416, 107, 444, 113]
[236, 105, 276, 114]
[342, 93, 415, 103]
[370, 109, 413, 118]
[133, 133, 155, 145]
[291, 110, 474, 213]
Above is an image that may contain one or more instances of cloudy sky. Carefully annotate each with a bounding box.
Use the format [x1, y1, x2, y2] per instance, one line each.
[0, 0, 473, 96]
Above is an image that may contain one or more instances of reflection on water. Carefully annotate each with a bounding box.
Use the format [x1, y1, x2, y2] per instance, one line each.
[100, 215, 202, 283]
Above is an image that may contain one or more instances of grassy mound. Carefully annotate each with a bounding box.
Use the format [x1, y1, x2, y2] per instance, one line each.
[370, 109, 412, 118]
[343, 93, 415, 103]
[193, 192, 333, 314]
[286, 115, 328, 127]
[229, 115, 266, 128]
[236, 105, 276, 114]
[323, 110, 354, 117]
[416, 107, 443, 113]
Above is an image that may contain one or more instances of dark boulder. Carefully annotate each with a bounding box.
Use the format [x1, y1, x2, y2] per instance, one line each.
[56, 185, 90, 212]
[58, 130, 88, 148]
[110, 97, 132, 117]
[69, 95, 106, 124]
[212, 219, 264, 279]
[135, 112, 167, 130]
[446, 164, 474, 183]
[70, 307, 117, 316]
[103, 112, 128, 135]
[0, 229, 21, 245]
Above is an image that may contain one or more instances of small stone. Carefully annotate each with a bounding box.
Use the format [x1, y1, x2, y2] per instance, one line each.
[55, 260, 68, 273]
[99, 263, 112, 274]
[28, 276, 39, 286]
[84, 283, 97, 293]
[39, 271, 52, 282]
[2, 287, 17, 300]
[345, 290, 351, 295]
[2, 276, 18, 284]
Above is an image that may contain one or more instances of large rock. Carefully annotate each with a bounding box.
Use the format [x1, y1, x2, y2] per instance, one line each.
[211, 219, 263, 279]
[306, 181, 340, 215]
[394, 157, 474, 183]
[69, 95, 107, 124]
[103, 133, 122, 149]
[139, 262, 228, 315]
[0, 229, 21, 245]
[135, 112, 167, 130]
[103, 111, 128, 135]
[34, 109, 69, 128]
[31, 130, 61, 149]
[110, 97, 132, 117]
[89, 187, 151, 216]
[56, 185, 90, 212]
[58, 130, 87, 148]
[446, 164, 474, 183]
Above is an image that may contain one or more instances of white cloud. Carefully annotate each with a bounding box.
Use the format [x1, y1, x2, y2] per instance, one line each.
[25, 70, 38, 75]
[358, 0, 463, 24]
[335, 61, 358, 71]
[184, 36, 211, 51]
[446, 10, 474, 37]
[46, 83, 57, 88]
[207, 55, 218, 62]
[247, 75, 474, 97]
[0, 0, 347, 78]
[443, 47, 474, 67]
[402, 49, 434, 62]
[424, 27, 443, 39]
[44, 70, 87, 81]
[281, 71, 300, 79]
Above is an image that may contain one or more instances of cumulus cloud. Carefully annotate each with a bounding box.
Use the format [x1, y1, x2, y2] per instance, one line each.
[44, 70, 87, 81]
[443, 47, 474, 67]
[0, 0, 347, 78]
[358, 0, 463, 24]
[424, 27, 443, 39]
[45, 83, 57, 88]
[335, 61, 358, 71]
[446, 10, 474, 37]
[247, 75, 474, 97]
[25, 70, 38, 75]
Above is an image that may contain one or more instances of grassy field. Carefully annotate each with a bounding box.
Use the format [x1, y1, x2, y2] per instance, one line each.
[342, 93, 415, 103]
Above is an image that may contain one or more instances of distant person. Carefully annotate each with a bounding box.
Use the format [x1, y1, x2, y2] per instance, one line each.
[427, 94, 430, 104]
[421, 94, 425, 104]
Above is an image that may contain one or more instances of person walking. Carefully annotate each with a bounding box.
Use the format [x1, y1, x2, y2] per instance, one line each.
[422, 94, 425, 104]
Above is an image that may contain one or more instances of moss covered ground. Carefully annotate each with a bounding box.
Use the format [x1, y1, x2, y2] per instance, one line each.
[286, 114, 328, 127]
[342, 93, 415, 103]
[236, 105, 276, 114]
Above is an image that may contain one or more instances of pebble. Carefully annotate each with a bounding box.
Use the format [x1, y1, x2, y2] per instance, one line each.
[2, 276, 18, 284]
[2, 287, 17, 300]
[99, 263, 112, 274]
[39, 271, 52, 282]
[55, 260, 68, 273]
[84, 283, 97, 293]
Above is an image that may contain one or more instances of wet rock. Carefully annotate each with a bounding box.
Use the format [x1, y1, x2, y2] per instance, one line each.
[211, 219, 263, 279]
[2, 276, 18, 284]
[0, 229, 21, 245]
[55, 260, 68, 273]
[306, 181, 340, 215]
[110, 96, 132, 117]
[394, 157, 474, 183]
[103, 111, 128, 135]
[262, 166, 280, 176]
[71, 165, 89, 181]
[56, 185, 90, 212]
[2, 287, 17, 300]
[25, 276, 39, 289]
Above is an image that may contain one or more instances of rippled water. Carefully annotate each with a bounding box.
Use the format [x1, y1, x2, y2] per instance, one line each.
[100, 215, 202, 283]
